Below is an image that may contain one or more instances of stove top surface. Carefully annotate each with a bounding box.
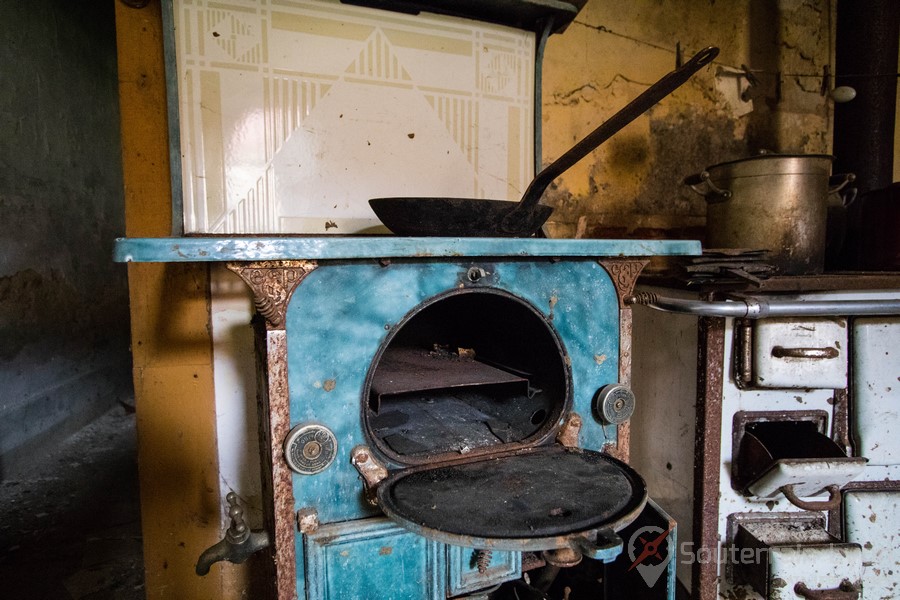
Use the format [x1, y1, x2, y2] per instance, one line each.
[114, 236, 702, 263]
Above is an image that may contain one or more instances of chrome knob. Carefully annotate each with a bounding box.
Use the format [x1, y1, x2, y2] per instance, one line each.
[594, 384, 635, 425]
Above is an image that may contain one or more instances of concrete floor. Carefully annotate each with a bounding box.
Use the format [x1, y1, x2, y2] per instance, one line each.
[0, 405, 144, 599]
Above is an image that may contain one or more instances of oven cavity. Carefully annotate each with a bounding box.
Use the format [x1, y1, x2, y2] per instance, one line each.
[365, 290, 569, 464]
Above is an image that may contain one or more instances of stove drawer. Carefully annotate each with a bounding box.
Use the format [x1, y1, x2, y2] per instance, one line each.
[305, 518, 444, 600]
[730, 513, 862, 599]
[748, 318, 847, 389]
[448, 545, 521, 596]
[304, 518, 523, 599]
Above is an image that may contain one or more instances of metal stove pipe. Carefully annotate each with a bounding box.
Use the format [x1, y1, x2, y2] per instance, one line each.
[626, 292, 900, 319]
[833, 0, 899, 196]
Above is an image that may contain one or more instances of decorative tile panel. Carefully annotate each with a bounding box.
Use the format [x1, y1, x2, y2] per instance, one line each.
[172, 0, 535, 234]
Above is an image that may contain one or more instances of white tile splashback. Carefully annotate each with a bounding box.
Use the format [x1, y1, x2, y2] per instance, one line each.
[172, 0, 535, 234]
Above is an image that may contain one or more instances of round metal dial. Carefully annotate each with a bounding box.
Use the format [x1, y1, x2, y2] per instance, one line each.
[284, 424, 337, 475]
[594, 384, 636, 425]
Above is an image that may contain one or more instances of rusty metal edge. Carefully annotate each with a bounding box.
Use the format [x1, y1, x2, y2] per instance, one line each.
[254, 327, 298, 600]
[693, 315, 725, 600]
[827, 387, 853, 538]
[597, 259, 648, 463]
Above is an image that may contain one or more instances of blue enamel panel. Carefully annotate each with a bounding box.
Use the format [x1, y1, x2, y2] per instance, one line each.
[447, 545, 521, 595]
[286, 259, 620, 524]
[113, 236, 701, 262]
[304, 518, 444, 600]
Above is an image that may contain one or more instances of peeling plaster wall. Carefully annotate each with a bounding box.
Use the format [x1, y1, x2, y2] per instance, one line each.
[542, 0, 835, 238]
[0, 1, 131, 476]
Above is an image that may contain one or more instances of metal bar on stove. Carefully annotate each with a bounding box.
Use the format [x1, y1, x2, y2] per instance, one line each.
[370, 347, 530, 411]
[626, 292, 900, 318]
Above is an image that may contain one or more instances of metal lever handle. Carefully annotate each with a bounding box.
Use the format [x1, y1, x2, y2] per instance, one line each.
[772, 346, 839, 359]
[501, 46, 719, 233]
[794, 580, 861, 600]
[780, 484, 842, 512]
[684, 170, 733, 201]
[195, 493, 271, 576]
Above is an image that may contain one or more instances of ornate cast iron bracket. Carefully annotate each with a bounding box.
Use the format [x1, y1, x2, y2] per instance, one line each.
[597, 259, 649, 308]
[227, 261, 317, 329]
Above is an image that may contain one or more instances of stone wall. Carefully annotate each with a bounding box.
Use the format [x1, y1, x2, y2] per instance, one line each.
[0, 0, 131, 476]
[541, 0, 835, 238]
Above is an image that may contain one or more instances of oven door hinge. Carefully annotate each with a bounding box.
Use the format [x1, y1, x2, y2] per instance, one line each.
[351, 445, 389, 506]
[556, 412, 583, 448]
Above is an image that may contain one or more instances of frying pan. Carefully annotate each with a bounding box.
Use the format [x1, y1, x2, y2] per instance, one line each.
[369, 46, 719, 237]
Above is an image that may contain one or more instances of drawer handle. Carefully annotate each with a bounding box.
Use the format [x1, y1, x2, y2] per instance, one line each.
[771, 346, 839, 359]
[794, 579, 860, 599]
[780, 484, 842, 511]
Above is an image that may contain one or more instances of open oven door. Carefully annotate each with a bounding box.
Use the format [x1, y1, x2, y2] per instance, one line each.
[361, 443, 648, 564]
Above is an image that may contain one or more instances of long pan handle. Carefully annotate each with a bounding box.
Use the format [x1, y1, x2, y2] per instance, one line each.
[502, 46, 719, 233]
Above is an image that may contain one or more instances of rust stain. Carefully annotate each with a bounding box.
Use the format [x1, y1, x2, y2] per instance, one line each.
[314, 536, 337, 546]
[323, 379, 336, 392]
[692, 315, 725, 599]
[379, 546, 393, 556]
[261, 330, 299, 599]
[594, 354, 607, 366]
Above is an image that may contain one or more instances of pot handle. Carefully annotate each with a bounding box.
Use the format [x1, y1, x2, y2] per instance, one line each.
[829, 173, 857, 207]
[684, 171, 732, 202]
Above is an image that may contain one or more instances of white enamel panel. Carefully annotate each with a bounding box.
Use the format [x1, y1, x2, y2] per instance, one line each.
[172, 0, 534, 234]
[630, 297, 698, 590]
[844, 490, 900, 600]
[746, 458, 866, 499]
[766, 544, 862, 600]
[852, 317, 900, 465]
[716, 320, 840, 598]
[209, 267, 262, 525]
[752, 318, 847, 389]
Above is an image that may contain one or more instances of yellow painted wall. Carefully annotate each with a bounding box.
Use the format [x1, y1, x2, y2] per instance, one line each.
[114, 2, 252, 598]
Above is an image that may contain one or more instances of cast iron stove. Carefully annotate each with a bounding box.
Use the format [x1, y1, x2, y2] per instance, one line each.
[114, 236, 700, 600]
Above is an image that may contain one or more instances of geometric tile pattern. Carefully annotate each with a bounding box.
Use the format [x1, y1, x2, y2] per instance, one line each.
[172, 0, 534, 233]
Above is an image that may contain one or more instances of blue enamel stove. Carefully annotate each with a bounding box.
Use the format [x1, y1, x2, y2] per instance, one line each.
[115, 236, 698, 600]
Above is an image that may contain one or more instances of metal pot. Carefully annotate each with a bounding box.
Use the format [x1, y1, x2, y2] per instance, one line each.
[685, 154, 854, 275]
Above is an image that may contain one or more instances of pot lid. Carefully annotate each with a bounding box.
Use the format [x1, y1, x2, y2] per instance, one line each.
[376, 444, 647, 551]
